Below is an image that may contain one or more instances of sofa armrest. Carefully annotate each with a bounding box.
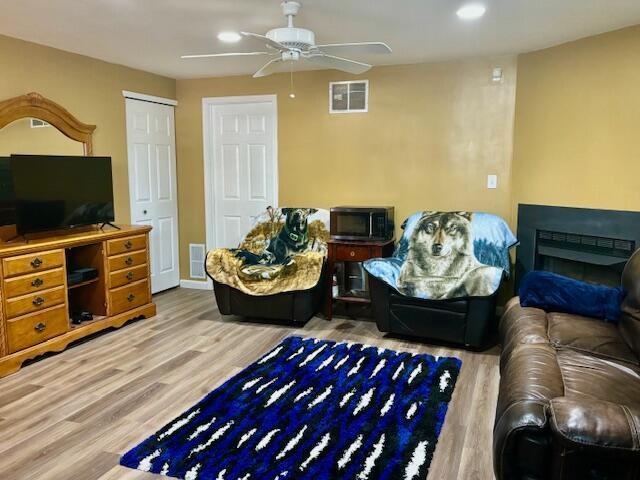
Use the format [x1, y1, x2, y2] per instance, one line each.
[549, 397, 640, 452]
[493, 399, 551, 480]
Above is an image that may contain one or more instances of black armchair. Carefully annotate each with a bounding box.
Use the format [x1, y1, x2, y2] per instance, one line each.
[368, 273, 498, 349]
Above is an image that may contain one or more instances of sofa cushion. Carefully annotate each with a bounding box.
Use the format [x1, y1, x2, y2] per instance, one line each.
[548, 312, 638, 365]
[557, 349, 640, 408]
[549, 397, 640, 452]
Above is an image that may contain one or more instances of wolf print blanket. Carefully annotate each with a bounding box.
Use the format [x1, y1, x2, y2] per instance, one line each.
[206, 207, 330, 296]
[364, 211, 517, 300]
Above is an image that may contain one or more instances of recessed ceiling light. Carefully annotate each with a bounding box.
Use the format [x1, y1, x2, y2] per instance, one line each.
[456, 4, 486, 20]
[217, 31, 241, 43]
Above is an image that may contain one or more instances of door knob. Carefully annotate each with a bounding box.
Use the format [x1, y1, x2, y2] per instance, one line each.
[143, 210, 148, 215]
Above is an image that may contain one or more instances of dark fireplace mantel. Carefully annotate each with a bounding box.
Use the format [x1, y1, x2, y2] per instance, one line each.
[515, 204, 640, 291]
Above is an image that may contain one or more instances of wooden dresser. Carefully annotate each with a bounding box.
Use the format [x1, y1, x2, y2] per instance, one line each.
[0, 225, 156, 378]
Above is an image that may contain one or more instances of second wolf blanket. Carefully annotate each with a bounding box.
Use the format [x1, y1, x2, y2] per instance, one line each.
[364, 211, 517, 300]
[206, 207, 329, 296]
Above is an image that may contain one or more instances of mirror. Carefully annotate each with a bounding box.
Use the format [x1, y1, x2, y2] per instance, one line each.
[0, 92, 95, 156]
[0, 118, 85, 156]
[0, 92, 96, 241]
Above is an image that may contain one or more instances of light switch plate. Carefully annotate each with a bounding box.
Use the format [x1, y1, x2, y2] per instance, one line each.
[487, 174, 498, 189]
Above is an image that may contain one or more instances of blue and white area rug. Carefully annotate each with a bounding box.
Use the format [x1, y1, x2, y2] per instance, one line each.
[121, 336, 462, 480]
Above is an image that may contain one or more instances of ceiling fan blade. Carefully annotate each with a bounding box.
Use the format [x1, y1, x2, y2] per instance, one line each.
[253, 58, 284, 78]
[305, 54, 372, 75]
[313, 42, 392, 55]
[241, 32, 287, 52]
[181, 52, 274, 59]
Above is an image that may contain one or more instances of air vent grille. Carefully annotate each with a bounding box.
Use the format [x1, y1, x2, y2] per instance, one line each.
[537, 230, 635, 259]
[329, 80, 369, 113]
[189, 243, 206, 279]
[30, 118, 50, 128]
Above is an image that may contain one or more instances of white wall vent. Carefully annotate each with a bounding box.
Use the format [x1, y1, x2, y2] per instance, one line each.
[189, 243, 207, 279]
[329, 80, 369, 114]
[30, 118, 50, 128]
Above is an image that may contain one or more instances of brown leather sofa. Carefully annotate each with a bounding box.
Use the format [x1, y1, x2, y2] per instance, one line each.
[493, 250, 640, 479]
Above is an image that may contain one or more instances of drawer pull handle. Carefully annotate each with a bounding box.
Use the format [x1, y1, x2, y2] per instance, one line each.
[32, 297, 45, 306]
[127, 293, 136, 302]
[125, 257, 134, 266]
[124, 240, 133, 249]
[34, 322, 46, 333]
[31, 258, 43, 268]
[350, 251, 355, 257]
[126, 271, 134, 281]
[31, 278, 44, 287]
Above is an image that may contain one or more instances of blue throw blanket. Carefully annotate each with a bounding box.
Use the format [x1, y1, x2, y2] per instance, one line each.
[519, 271, 625, 323]
[364, 211, 517, 300]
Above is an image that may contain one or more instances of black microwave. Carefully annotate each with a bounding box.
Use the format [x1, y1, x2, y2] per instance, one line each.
[330, 206, 394, 241]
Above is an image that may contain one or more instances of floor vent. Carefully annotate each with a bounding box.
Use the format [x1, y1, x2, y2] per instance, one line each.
[190, 243, 206, 279]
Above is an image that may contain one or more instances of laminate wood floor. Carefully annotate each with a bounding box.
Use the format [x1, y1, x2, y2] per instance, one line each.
[0, 288, 500, 480]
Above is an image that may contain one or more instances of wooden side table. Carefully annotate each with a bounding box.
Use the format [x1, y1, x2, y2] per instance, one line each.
[326, 238, 394, 320]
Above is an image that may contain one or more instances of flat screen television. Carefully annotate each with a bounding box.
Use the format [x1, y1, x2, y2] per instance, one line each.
[9, 155, 115, 235]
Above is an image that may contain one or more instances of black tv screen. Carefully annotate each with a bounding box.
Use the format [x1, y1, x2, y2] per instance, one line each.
[10, 155, 114, 235]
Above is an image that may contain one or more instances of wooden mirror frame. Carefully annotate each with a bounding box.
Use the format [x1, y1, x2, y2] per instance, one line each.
[0, 92, 96, 155]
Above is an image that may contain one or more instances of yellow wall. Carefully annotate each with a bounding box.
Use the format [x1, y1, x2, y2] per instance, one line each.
[176, 57, 517, 279]
[512, 25, 640, 218]
[0, 34, 176, 223]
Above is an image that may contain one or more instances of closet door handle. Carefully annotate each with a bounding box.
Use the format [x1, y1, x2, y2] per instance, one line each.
[30, 258, 43, 268]
[32, 297, 45, 306]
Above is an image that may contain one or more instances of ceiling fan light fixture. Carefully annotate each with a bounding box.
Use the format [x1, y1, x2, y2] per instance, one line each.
[217, 31, 241, 43]
[184, 2, 390, 77]
[456, 4, 486, 20]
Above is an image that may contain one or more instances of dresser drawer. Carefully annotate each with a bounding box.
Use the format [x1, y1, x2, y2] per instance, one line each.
[109, 264, 148, 289]
[334, 244, 371, 261]
[108, 250, 147, 272]
[2, 250, 64, 278]
[5, 285, 66, 319]
[109, 279, 150, 315]
[107, 235, 147, 256]
[4, 268, 65, 299]
[6, 305, 69, 354]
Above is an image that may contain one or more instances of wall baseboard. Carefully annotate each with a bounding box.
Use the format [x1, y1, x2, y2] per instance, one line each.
[179, 279, 213, 290]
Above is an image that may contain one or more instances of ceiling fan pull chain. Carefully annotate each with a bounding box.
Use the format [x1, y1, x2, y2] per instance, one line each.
[289, 63, 295, 99]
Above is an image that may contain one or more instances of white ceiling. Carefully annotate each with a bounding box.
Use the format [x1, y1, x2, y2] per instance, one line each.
[2, 0, 640, 79]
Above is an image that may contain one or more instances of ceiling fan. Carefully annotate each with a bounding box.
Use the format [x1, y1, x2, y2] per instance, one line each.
[181, 1, 392, 78]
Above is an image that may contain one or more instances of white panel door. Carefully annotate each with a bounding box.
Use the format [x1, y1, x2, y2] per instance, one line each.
[125, 98, 179, 293]
[207, 99, 277, 248]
